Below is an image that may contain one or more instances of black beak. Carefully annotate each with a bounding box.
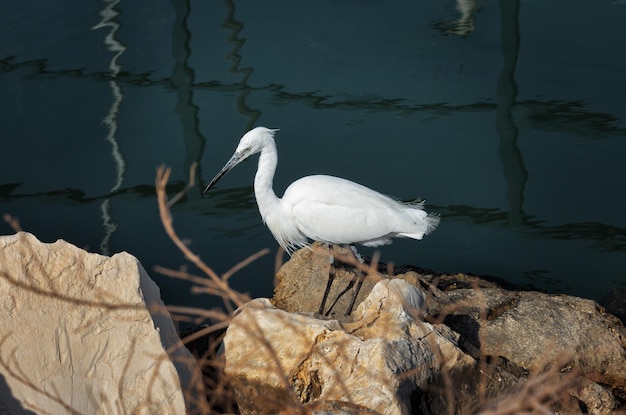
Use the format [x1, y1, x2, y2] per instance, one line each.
[203, 153, 243, 194]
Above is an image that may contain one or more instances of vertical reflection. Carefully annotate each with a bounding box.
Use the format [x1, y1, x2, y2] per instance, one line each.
[170, 0, 206, 197]
[434, 0, 481, 36]
[223, 0, 261, 130]
[496, 0, 527, 226]
[92, 0, 127, 255]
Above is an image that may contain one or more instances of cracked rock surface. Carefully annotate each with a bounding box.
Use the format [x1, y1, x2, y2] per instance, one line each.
[0, 232, 203, 414]
[224, 278, 473, 415]
[230, 242, 626, 415]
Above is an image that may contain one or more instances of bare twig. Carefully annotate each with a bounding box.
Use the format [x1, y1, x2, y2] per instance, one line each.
[3, 213, 22, 232]
[223, 248, 271, 282]
[155, 165, 252, 309]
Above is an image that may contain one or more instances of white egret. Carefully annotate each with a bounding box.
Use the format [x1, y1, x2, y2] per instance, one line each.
[204, 127, 439, 315]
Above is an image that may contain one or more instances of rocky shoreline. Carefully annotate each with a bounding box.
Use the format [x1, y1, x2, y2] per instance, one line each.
[244, 243, 626, 414]
[1, 233, 624, 414]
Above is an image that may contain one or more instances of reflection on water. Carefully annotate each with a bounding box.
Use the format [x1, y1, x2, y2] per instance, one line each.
[443, 204, 626, 252]
[1, 0, 625, 310]
[92, 0, 127, 255]
[1, 52, 624, 142]
[496, 0, 526, 227]
[223, 0, 260, 131]
[205, 186, 257, 213]
[519, 100, 626, 139]
[1, 44, 624, 238]
[170, 0, 205, 198]
[433, 0, 483, 36]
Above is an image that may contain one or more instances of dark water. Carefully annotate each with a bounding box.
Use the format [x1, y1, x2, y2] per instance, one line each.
[1, 0, 625, 315]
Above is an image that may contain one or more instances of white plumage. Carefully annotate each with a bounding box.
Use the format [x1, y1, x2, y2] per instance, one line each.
[204, 127, 439, 255]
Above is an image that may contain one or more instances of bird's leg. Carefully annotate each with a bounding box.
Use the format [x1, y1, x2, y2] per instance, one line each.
[318, 244, 336, 315]
[345, 245, 365, 316]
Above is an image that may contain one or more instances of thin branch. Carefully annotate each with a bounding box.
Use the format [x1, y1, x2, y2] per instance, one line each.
[223, 248, 271, 281]
[3, 213, 22, 232]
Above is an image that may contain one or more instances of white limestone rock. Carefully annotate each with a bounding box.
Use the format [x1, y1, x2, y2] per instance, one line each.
[223, 279, 474, 415]
[0, 232, 204, 415]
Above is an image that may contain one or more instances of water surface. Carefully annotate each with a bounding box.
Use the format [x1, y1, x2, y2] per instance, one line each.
[1, 0, 625, 315]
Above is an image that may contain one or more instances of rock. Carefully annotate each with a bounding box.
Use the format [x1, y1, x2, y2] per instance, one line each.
[273, 243, 382, 319]
[429, 283, 626, 414]
[600, 288, 626, 326]
[283, 399, 383, 415]
[574, 380, 619, 415]
[0, 232, 205, 414]
[223, 278, 474, 415]
[271, 244, 626, 414]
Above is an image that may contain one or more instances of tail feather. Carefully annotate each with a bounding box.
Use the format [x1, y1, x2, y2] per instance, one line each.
[424, 212, 440, 234]
[398, 209, 440, 240]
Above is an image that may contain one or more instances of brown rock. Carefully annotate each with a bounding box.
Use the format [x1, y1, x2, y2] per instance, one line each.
[273, 243, 384, 319]
[224, 279, 474, 415]
[272, 244, 626, 414]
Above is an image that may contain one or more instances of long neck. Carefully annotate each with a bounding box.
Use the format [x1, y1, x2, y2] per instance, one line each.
[254, 140, 281, 221]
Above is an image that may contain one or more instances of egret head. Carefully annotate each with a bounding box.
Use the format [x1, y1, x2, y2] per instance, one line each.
[235, 127, 278, 157]
[203, 127, 279, 194]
